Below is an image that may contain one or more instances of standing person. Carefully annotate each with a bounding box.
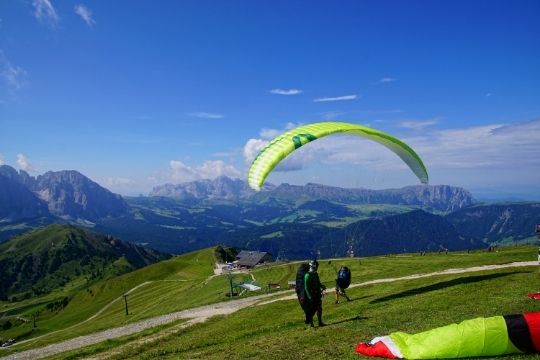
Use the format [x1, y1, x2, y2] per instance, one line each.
[304, 260, 326, 327]
[295, 263, 312, 326]
[335, 266, 351, 304]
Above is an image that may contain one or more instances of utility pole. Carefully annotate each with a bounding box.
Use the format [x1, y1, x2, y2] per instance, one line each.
[535, 224, 540, 265]
[123, 293, 129, 315]
[226, 271, 235, 298]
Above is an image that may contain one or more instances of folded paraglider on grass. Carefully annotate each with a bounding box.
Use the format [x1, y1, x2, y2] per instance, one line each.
[356, 312, 540, 359]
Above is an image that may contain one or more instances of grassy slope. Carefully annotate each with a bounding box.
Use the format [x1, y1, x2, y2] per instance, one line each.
[2, 245, 539, 359]
[0, 248, 215, 349]
[50, 247, 540, 360]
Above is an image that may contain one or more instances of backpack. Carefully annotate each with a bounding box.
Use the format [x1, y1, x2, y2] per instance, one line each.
[337, 266, 351, 289]
[295, 263, 310, 301]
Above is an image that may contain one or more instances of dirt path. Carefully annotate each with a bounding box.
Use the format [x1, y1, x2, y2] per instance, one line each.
[1, 261, 536, 360]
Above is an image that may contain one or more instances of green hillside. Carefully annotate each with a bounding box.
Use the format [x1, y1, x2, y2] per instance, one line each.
[0, 246, 215, 349]
[1, 245, 538, 359]
[0, 224, 167, 301]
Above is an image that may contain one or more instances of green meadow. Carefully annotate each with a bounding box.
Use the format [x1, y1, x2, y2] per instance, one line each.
[1, 245, 539, 359]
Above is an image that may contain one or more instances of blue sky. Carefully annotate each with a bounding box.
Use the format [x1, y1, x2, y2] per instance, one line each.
[1, 0, 539, 199]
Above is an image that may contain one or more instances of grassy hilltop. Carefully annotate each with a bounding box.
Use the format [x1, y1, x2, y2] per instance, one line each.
[1, 245, 539, 359]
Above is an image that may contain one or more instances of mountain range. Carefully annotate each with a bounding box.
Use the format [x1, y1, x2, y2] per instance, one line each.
[150, 177, 474, 212]
[0, 165, 129, 222]
[1, 165, 538, 259]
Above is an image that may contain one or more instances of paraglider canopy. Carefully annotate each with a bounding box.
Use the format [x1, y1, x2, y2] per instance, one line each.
[247, 121, 428, 191]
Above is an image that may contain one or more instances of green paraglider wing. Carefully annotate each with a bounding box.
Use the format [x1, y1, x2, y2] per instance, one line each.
[247, 122, 428, 191]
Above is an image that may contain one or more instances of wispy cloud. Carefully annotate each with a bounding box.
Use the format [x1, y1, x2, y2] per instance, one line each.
[243, 138, 268, 163]
[0, 51, 28, 99]
[406, 118, 540, 172]
[105, 177, 136, 189]
[0, 154, 4, 166]
[377, 77, 396, 83]
[319, 111, 345, 120]
[189, 112, 224, 119]
[314, 94, 357, 102]
[74, 4, 95, 27]
[33, 0, 59, 25]
[270, 88, 303, 96]
[485, 93, 492, 97]
[16, 153, 35, 172]
[259, 122, 298, 140]
[398, 118, 440, 130]
[169, 160, 241, 182]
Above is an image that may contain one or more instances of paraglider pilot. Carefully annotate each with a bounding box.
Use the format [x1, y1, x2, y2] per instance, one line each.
[304, 260, 326, 327]
[335, 266, 351, 304]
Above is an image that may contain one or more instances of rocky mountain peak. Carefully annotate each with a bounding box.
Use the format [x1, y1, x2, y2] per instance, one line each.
[0, 165, 128, 222]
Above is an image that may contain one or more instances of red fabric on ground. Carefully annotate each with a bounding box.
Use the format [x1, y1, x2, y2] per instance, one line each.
[523, 312, 540, 352]
[528, 293, 540, 300]
[355, 341, 397, 358]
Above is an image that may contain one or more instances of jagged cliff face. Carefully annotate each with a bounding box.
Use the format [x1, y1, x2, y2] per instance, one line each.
[34, 170, 129, 221]
[0, 166, 128, 222]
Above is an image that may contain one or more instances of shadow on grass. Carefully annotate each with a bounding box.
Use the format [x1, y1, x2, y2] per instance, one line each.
[329, 315, 368, 326]
[369, 271, 526, 304]
[345, 295, 372, 303]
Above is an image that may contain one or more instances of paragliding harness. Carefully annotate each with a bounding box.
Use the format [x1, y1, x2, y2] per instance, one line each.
[337, 266, 351, 290]
[295, 263, 310, 304]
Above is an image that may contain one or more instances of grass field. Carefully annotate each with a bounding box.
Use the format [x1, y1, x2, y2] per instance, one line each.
[1, 245, 539, 359]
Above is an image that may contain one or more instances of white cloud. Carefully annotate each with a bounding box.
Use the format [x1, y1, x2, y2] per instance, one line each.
[485, 93, 492, 97]
[16, 153, 35, 172]
[243, 138, 268, 163]
[189, 112, 224, 119]
[105, 177, 136, 187]
[258, 122, 298, 140]
[170, 160, 241, 182]
[314, 94, 357, 102]
[198, 160, 241, 178]
[0, 51, 27, 98]
[33, 0, 59, 25]
[378, 77, 396, 83]
[399, 118, 440, 130]
[409, 118, 540, 171]
[243, 122, 315, 172]
[102, 177, 138, 194]
[270, 89, 303, 95]
[0, 154, 4, 165]
[74, 4, 95, 27]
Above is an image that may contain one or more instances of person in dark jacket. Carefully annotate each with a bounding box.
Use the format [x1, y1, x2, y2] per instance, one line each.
[335, 266, 351, 304]
[304, 260, 326, 327]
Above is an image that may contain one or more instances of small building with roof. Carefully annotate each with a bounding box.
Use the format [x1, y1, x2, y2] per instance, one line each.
[236, 250, 273, 268]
